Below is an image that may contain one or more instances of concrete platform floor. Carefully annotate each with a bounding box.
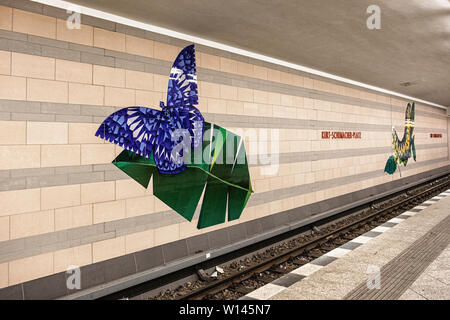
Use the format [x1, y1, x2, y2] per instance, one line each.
[242, 189, 450, 300]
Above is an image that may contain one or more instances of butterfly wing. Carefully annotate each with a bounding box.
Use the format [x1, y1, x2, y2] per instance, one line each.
[167, 44, 198, 107]
[95, 106, 160, 158]
[153, 44, 204, 174]
[153, 105, 204, 174]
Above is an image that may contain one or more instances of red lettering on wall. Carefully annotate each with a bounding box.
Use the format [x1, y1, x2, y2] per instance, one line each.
[321, 131, 362, 139]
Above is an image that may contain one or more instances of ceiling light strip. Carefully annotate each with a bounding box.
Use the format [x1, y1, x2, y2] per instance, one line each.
[33, 0, 447, 109]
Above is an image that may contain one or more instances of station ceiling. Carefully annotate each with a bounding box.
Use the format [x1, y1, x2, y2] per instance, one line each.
[68, 0, 450, 107]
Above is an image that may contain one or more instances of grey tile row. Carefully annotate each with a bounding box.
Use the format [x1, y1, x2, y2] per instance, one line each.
[0, 142, 446, 192]
[0, 98, 447, 139]
[1, 164, 449, 300]
[0, 99, 120, 123]
[0, 164, 126, 192]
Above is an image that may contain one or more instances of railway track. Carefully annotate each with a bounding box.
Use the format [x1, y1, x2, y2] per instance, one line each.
[104, 174, 450, 300]
[174, 176, 450, 300]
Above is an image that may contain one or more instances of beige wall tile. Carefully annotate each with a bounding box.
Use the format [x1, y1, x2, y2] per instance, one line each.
[93, 199, 126, 224]
[81, 181, 115, 204]
[280, 72, 293, 85]
[93, 65, 125, 87]
[220, 57, 238, 74]
[0, 145, 40, 170]
[41, 144, 80, 167]
[9, 252, 53, 286]
[196, 96, 207, 113]
[69, 123, 102, 144]
[226, 100, 244, 114]
[116, 179, 148, 200]
[125, 229, 154, 254]
[135, 90, 163, 106]
[200, 53, 220, 70]
[268, 92, 281, 105]
[253, 65, 268, 80]
[0, 121, 26, 145]
[0, 263, 7, 289]
[243, 102, 258, 116]
[104, 87, 135, 107]
[237, 61, 253, 77]
[41, 184, 81, 210]
[0, 216, 9, 241]
[154, 223, 179, 246]
[0, 188, 40, 217]
[179, 220, 201, 239]
[253, 90, 268, 104]
[267, 69, 281, 83]
[292, 74, 304, 87]
[10, 210, 54, 239]
[54, 244, 92, 273]
[27, 122, 68, 144]
[27, 78, 68, 103]
[0, 75, 26, 100]
[93, 28, 125, 52]
[56, 59, 93, 84]
[56, 18, 93, 46]
[125, 35, 154, 57]
[0, 50, 11, 75]
[153, 74, 167, 92]
[11, 53, 55, 80]
[55, 204, 92, 231]
[69, 83, 104, 105]
[237, 87, 253, 102]
[199, 82, 220, 98]
[206, 97, 226, 114]
[0, 5, 12, 30]
[304, 77, 314, 89]
[220, 85, 238, 100]
[448, 119, 450, 159]
[154, 197, 171, 212]
[125, 195, 154, 218]
[13, 9, 56, 38]
[80, 144, 115, 165]
[92, 236, 125, 263]
[280, 94, 293, 106]
[125, 70, 153, 91]
[154, 42, 179, 62]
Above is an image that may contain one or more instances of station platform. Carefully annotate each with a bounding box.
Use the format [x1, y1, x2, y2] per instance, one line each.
[241, 189, 450, 300]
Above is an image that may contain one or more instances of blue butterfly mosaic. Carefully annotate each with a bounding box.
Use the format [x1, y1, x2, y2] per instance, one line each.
[95, 45, 204, 174]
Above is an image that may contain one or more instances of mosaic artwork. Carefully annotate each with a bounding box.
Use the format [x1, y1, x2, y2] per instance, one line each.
[95, 45, 252, 229]
[384, 102, 416, 175]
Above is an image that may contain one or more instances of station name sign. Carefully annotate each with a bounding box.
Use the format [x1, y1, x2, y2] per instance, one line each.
[321, 131, 362, 139]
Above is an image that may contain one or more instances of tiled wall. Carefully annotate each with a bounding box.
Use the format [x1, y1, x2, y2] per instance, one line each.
[0, 1, 448, 290]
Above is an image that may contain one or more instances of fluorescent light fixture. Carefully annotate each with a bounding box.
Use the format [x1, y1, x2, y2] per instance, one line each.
[33, 0, 447, 110]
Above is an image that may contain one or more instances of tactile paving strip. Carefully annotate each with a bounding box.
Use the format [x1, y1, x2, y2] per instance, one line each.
[345, 210, 450, 300]
[240, 189, 450, 300]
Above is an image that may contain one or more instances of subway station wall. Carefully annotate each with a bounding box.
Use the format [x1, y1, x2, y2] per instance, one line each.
[0, 0, 449, 293]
